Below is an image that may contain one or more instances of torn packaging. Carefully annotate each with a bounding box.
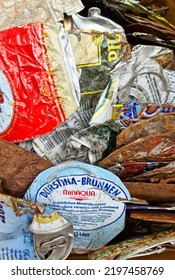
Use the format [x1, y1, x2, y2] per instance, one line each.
[90, 44, 175, 125]
[0, 138, 53, 198]
[67, 28, 131, 95]
[24, 161, 130, 251]
[114, 57, 171, 104]
[88, 228, 175, 260]
[100, 0, 175, 31]
[136, 0, 168, 14]
[108, 0, 168, 14]
[111, 103, 175, 123]
[81, 0, 175, 49]
[0, 0, 84, 30]
[110, 39, 164, 115]
[32, 13, 131, 162]
[0, 22, 80, 142]
[125, 20, 175, 49]
[0, 193, 73, 260]
[123, 9, 175, 39]
[125, 22, 175, 41]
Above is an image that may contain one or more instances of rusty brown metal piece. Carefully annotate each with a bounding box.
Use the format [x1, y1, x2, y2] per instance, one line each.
[0, 138, 53, 198]
[125, 161, 175, 182]
[100, 135, 175, 168]
[130, 210, 175, 223]
[124, 181, 175, 202]
[116, 113, 175, 149]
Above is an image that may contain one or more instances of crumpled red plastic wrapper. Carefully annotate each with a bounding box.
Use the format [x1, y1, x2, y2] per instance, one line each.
[0, 22, 80, 142]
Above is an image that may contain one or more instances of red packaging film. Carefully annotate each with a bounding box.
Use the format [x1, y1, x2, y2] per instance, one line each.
[0, 22, 80, 142]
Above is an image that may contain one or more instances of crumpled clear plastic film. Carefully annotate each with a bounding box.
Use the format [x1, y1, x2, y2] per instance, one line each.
[0, 0, 84, 30]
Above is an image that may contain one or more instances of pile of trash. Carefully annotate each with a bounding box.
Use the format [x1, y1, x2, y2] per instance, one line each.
[0, 0, 175, 260]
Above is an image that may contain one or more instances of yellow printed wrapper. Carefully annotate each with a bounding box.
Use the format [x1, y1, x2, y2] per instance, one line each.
[68, 29, 131, 95]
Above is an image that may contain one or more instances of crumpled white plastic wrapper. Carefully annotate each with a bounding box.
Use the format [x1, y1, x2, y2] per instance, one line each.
[90, 45, 175, 125]
[0, 0, 84, 30]
[32, 120, 125, 165]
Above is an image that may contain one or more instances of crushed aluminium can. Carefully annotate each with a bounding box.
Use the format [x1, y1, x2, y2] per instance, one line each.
[30, 212, 73, 260]
[24, 161, 131, 253]
[0, 193, 73, 260]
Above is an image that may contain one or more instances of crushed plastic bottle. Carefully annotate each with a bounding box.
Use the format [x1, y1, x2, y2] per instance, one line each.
[72, 7, 124, 32]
